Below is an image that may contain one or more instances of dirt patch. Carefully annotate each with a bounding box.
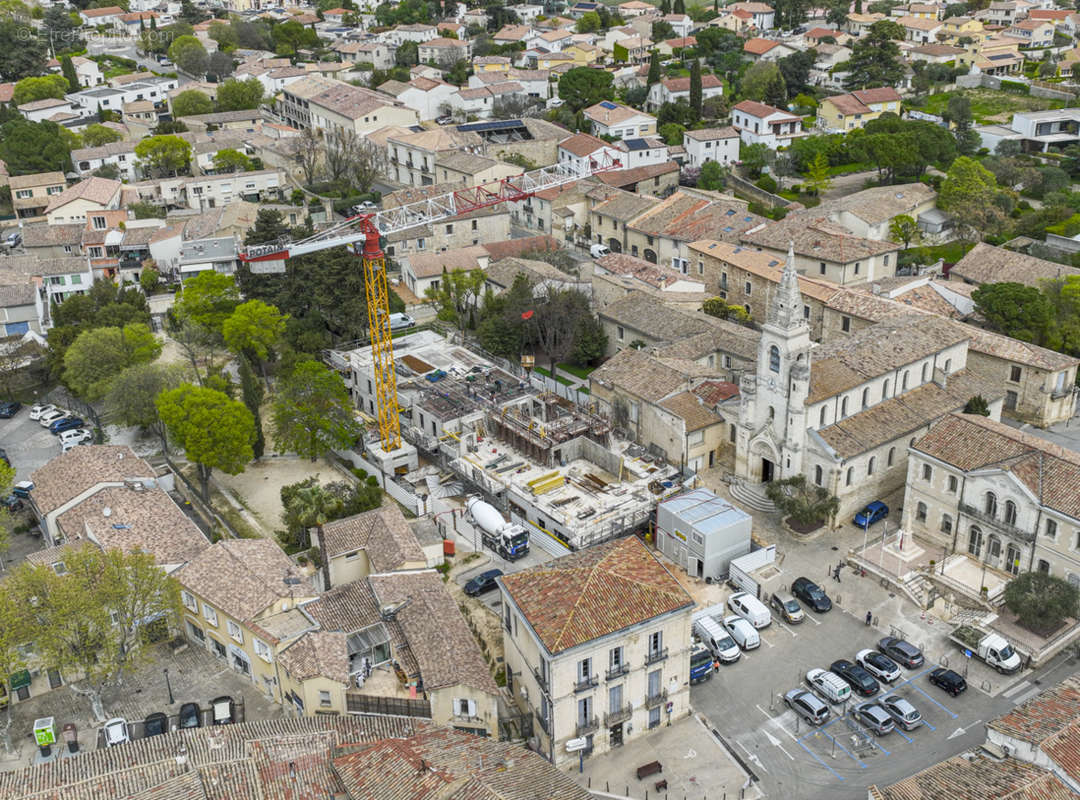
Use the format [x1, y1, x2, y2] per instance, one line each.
[212, 456, 344, 537]
[785, 517, 825, 535]
[444, 554, 506, 684]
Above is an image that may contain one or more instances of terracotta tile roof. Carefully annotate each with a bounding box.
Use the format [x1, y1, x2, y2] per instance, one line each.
[29, 445, 157, 516]
[872, 754, 1075, 800]
[319, 504, 426, 570]
[741, 215, 898, 263]
[913, 413, 1080, 519]
[989, 675, 1080, 754]
[693, 380, 740, 404]
[743, 37, 781, 54]
[583, 101, 654, 126]
[17, 98, 70, 112]
[898, 13, 942, 29]
[278, 631, 349, 685]
[592, 189, 660, 222]
[407, 245, 488, 279]
[660, 390, 724, 431]
[591, 346, 690, 398]
[661, 74, 722, 93]
[950, 242, 1080, 286]
[594, 160, 679, 189]
[370, 571, 498, 694]
[596, 251, 694, 289]
[816, 370, 998, 459]
[629, 191, 765, 243]
[43, 177, 122, 215]
[8, 171, 64, 189]
[684, 126, 738, 141]
[816, 183, 934, 226]
[655, 322, 758, 362]
[732, 99, 800, 121]
[559, 131, 612, 157]
[689, 239, 840, 303]
[21, 222, 83, 248]
[500, 536, 693, 654]
[81, 5, 124, 15]
[599, 289, 714, 342]
[0, 254, 88, 278]
[175, 539, 315, 624]
[56, 485, 208, 567]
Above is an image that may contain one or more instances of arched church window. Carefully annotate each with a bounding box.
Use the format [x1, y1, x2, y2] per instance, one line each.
[769, 345, 780, 373]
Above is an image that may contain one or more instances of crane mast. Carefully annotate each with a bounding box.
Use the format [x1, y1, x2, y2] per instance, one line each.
[239, 152, 622, 451]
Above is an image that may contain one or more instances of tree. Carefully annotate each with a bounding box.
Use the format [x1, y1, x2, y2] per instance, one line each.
[280, 476, 380, 552]
[424, 267, 486, 342]
[1003, 571, 1079, 635]
[646, 55, 661, 86]
[245, 208, 291, 246]
[0, 584, 28, 754]
[577, 10, 601, 32]
[157, 384, 254, 501]
[558, 66, 614, 111]
[689, 59, 703, 116]
[888, 214, 920, 250]
[223, 298, 287, 384]
[60, 55, 79, 92]
[844, 20, 904, 90]
[658, 121, 685, 145]
[63, 323, 162, 401]
[9, 547, 180, 722]
[43, 5, 83, 57]
[803, 151, 833, 195]
[972, 282, 1056, 346]
[271, 19, 319, 55]
[777, 49, 816, 98]
[571, 315, 607, 366]
[238, 355, 264, 460]
[286, 481, 343, 552]
[208, 19, 237, 50]
[207, 50, 234, 80]
[134, 134, 192, 177]
[167, 34, 209, 76]
[395, 40, 418, 67]
[765, 475, 840, 526]
[740, 141, 770, 179]
[651, 19, 676, 40]
[212, 147, 254, 173]
[0, 18, 46, 81]
[0, 119, 74, 174]
[271, 360, 359, 461]
[698, 160, 725, 190]
[104, 361, 187, 449]
[215, 76, 262, 111]
[740, 61, 786, 106]
[963, 395, 991, 416]
[532, 287, 591, 379]
[170, 89, 212, 118]
[938, 156, 1006, 242]
[173, 270, 241, 336]
[943, 93, 978, 156]
[81, 123, 123, 148]
[129, 200, 165, 219]
[12, 74, 68, 105]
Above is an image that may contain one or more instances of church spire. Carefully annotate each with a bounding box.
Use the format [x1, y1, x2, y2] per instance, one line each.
[767, 241, 805, 330]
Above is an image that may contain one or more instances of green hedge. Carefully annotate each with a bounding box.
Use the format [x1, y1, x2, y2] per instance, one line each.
[999, 79, 1030, 95]
[1046, 213, 1080, 237]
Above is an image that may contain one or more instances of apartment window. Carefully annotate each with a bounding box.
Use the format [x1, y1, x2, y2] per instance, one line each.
[884, 255, 889, 267]
[819, 407, 827, 426]
[578, 657, 592, 681]
[186, 620, 205, 641]
[803, 305, 810, 319]
[1004, 500, 1017, 526]
[840, 397, 848, 418]
[181, 591, 199, 613]
[916, 502, 927, 522]
[617, 325, 624, 341]
[921, 363, 929, 383]
[345, 550, 360, 561]
[648, 630, 663, 656]
[744, 281, 752, 295]
[319, 691, 332, 707]
[445, 224, 454, 234]
[417, 238, 426, 250]
[92, 216, 106, 230]
[89, 247, 103, 258]
[922, 464, 932, 482]
[814, 465, 822, 486]
[14, 189, 31, 199]
[70, 275, 82, 285]
[254, 638, 272, 662]
[1046, 519, 1058, 540]
[1009, 365, 1022, 382]
[202, 603, 218, 626]
[854, 261, 860, 275]
[698, 260, 704, 275]
[819, 262, 826, 275]
[902, 371, 909, 391]
[941, 514, 952, 534]
[841, 316, 851, 332]
[688, 430, 704, 446]
[609, 646, 624, 671]
[887, 447, 895, 466]
[985, 492, 998, 518]
[723, 355, 731, 369]
[846, 467, 853, 486]
[456, 697, 478, 717]
[471, 220, 478, 230]
[948, 475, 958, 493]
[227, 620, 243, 644]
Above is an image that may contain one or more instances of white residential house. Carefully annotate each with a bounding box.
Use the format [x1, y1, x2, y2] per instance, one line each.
[731, 1, 776, 29]
[557, 133, 625, 175]
[647, 74, 723, 111]
[392, 23, 439, 44]
[17, 98, 77, 123]
[378, 76, 457, 121]
[662, 13, 694, 37]
[683, 127, 740, 167]
[47, 56, 103, 88]
[583, 101, 658, 140]
[731, 99, 807, 149]
[619, 137, 669, 168]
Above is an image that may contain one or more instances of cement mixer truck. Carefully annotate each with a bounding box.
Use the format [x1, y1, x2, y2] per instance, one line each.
[466, 497, 530, 561]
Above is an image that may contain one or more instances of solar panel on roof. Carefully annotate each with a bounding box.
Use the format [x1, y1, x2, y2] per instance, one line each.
[599, 101, 618, 109]
[624, 138, 648, 150]
[768, 260, 779, 266]
[725, 209, 735, 216]
[744, 216, 753, 221]
[723, 226, 734, 232]
[456, 119, 526, 132]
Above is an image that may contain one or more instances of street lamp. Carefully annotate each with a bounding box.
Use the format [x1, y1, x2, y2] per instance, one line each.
[164, 668, 174, 705]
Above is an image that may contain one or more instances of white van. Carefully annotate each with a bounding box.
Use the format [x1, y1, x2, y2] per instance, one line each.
[728, 592, 772, 629]
[590, 243, 610, 259]
[388, 313, 415, 331]
[724, 615, 760, 650]
[807, 668, 852, 704]
[693, 616, 741, 663]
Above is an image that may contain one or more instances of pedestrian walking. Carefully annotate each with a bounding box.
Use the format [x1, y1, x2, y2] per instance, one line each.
[833, 565, 841, 583]
[865, 611, 872, 626]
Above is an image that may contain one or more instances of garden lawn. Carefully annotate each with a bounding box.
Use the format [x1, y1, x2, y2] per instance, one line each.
[917, 89, 1062, 124]
[555, 362, 594, 380]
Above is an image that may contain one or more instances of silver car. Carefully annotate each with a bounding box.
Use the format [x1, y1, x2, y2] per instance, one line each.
[785, 689, 830, 726]
[880, 694, 923, 731]
[854, 702, 895, 736]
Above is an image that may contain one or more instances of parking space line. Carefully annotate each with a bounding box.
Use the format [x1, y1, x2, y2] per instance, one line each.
[797, 738, 845, 781]
[891, 727, 914, 744]
[774, 620, 797, 638]
[905, 683, 959, 719]
[756, 704, 798, 742]
[808, 727, 870, 766]
[803, 613, 822, 626]
[919, 718, 936, 732]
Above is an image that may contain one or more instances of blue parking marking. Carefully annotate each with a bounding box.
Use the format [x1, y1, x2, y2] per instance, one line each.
[920, 718, 936, 732]
[797, 737, 845, 781]
[887, 668, 960, 720]
[891, 726, 914, 744]
[804, 726, 870, 767]
[906, 683, 959, 719]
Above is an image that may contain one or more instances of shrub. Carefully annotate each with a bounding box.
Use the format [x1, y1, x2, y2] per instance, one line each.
[999, 79, 1030, 95]
[755, 174, 778, 193]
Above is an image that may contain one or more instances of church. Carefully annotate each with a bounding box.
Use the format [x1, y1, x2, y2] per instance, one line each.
[734, 246, 1005, 526]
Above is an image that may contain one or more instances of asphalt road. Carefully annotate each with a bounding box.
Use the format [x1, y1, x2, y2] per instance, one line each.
[690, 604, 1080, 800]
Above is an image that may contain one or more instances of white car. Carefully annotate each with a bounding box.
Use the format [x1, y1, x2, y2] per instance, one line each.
[38, 409, 66, 427]
[59, 428, 91, 445]
[103, 718, 129, 747]
[29, 404, 57, 421]
[856, 649, 902, 683]
[723, 615, 760, 650]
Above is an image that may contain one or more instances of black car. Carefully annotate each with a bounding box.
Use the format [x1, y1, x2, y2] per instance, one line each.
[464, 568, 503, 596]
[879, 636, 925, 669]
[929, 667, 967, 697]
[179, 702, 202, 729]
[143, 712, 168, 737]
[830, 659, 880, 697]
[211, 695, 235, 725]
[791, 577, 832, 613]
[0, 401, 20, 418]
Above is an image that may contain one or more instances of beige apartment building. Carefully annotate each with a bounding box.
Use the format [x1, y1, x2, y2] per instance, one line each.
[499, 536, 694, 766]
[9, 172, 66, 221]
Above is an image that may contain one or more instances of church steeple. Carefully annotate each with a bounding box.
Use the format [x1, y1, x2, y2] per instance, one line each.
[767, 242, 805, 331]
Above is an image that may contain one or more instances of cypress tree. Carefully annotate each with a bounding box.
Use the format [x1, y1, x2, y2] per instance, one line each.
[647, 54, 661, 85]
[61, 55, 80, 93]
[239, 356, 265, 460]
[689, 59, 702, 115]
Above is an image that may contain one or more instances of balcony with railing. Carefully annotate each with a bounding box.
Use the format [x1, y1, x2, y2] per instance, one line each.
[574, 675, 599, 694]
[645, 689, 668, 709]
[605, 663, 630, 681]
[604, 704, 633, 726]
[645, 647, 669, 666]
[532, 666, 550, 694]
[958, 504, 1035, 543]
[576, 716, 599, 737]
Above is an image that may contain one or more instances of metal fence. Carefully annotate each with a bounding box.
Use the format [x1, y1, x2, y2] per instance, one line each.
[346, 692, 431, 719]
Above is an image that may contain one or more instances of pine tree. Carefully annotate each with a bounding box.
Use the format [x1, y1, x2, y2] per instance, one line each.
[239, 356, 265, 460]
[660, 0, 671, 14]
[689, 59, 702, 115]
[150, 14, 157, 29]
[647, 55, 661, 85]
[673, 0, 685, 13]
[855, 0, 862, 12]
[61, 55, 80, 93]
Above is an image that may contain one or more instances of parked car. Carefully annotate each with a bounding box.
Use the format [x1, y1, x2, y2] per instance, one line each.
[211, 696, 235, 725]
[464, 568, 503, 596]
[880, 694, 922, 730]
[590, 243, 610, 258]
[853, 702, 895, 736]
[879, 636, 925, 669]
[38, 409, 66, 428]
[389, 313, 416, 332]
[1, 495, 23, 512]
[62, 438, 91, 453]
[806, 668, 851, 704]
[723, 615, 760, 650]
[727, 591, 771, 628]
[0, 400, 20, 418]
[928, 667, 967, 697]
[784, 689, 830, 726]
[830, 659, 880, 697]
[49, 417, 85, 435]
[854, 501, 889, 528]
[856, 649, 901, 683]
[791, 577, 832, 613]
[769, 591, 805, 624]
[12, 481, 33, 498]
[59, 428, 92, 446]
[104, 717, 129, 746]
[179, 702, 201, 729]
[29, 403, 57, 421]
[143, 712, 168, 738]
[4, 232, 21, 249]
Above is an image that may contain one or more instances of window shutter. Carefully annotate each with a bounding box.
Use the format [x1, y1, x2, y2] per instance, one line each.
[454, 697, 462, 714]
[468, 699, 477, 718]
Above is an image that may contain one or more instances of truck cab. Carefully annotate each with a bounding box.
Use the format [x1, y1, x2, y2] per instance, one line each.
[980, 633, 1021, 674]
[690, 640, 714, 684]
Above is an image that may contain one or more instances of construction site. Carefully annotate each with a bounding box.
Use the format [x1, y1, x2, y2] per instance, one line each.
[339, 330, 689, 551]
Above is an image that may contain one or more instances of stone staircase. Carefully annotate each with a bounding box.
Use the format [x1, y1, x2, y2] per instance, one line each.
[900, 572, 934, 610]
[730, 480, 777, 513]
